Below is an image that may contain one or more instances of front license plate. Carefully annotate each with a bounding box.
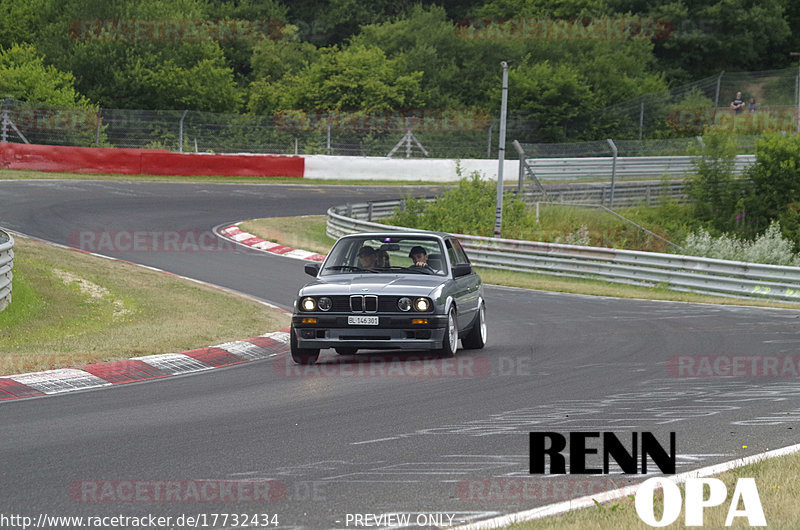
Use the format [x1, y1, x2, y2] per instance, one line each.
[348, 316, 379, 325]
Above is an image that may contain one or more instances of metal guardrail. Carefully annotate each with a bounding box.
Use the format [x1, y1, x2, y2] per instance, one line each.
[327, 201, 800, 303]
[523, 154, 755, 181]
[0, 229, 13, 313]
[519, 180, 689, 207]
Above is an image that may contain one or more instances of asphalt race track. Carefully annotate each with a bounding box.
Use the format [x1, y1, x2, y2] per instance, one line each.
[2, 180, 800, 529]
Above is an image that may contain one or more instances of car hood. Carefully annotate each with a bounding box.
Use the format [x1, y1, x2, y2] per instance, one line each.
[299, 274, 446, 298]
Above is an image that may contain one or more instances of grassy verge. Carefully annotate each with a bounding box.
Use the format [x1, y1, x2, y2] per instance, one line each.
[512, 451, 800, 529]
[0, 235, 290, 375]
[0, 168, 448, 187]
[240, 216, 334, 255]
[240, 215, 800, 310]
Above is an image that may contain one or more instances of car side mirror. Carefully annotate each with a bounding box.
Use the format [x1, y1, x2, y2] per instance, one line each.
[304, 263, 321, 277]
[452, 263, 472, 278]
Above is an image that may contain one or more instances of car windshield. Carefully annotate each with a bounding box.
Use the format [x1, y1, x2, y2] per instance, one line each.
[320, 236, 447, 276]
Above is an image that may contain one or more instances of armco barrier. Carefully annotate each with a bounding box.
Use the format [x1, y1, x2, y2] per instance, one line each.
[525, 154, 755, 181]
[327, 201, 800, 303]
[0, 143, 304, 177]
[0, 230, 13, 313]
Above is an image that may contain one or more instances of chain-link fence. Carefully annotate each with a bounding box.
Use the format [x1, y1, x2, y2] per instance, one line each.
[2, 67, 799, 158]
[581, 67, 800, 140]
[0, 98, 546, 159]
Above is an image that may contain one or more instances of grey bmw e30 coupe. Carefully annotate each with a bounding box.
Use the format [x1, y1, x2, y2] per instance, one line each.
[290, 232, 487, 364]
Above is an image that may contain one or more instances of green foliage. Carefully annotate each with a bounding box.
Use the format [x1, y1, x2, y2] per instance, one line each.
[687, 131, 748, 232]
[0, 43, 91, 107]
[386, 172, 527, 238]
[682, 221, 800, 265]
[249, 43, 423, 113]
[505, 61, 596, 142]
[741, 133, 800, 248]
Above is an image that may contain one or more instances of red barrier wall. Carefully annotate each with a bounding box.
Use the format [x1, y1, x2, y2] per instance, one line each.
[0, 143, 304, 177]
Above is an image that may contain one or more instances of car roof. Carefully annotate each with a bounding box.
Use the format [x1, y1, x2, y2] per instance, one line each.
[337, 231, 452, 240]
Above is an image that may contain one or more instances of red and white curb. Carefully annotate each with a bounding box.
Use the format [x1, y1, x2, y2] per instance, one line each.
[0, 228, 296, 403]
[217, 222, 327, 262]
[0, 331, 290, 401]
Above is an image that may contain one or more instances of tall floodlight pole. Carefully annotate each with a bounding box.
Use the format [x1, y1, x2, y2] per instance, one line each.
[494, 61, 510, 238]
[792, 53, 800, 134]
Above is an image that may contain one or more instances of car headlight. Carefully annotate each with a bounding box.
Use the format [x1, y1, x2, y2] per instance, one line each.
[318, 296, 332, 311]
[398, 297, 412, 312]
[414, 297, 430, 312]
[301, 297, 316, 311]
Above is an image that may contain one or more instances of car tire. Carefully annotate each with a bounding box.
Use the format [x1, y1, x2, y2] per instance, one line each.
[335, 347, 358, 355]
[290, 326, 319, 365]
[461, 303, 487, 350]
[437, 307, 458, 358]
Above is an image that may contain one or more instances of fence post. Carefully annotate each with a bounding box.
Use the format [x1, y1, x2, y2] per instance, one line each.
[95, 108, 103, 146]
[606, 138, 618, 208]
[638, 99, 644, 140]
[179, 110, 188, 153]
[326, 114, 332, 155]
[712, 71, 724, 122]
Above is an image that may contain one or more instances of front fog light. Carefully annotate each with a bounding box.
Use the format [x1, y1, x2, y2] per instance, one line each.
[414, 298, 430, 312]
[301, 297, 316, 311]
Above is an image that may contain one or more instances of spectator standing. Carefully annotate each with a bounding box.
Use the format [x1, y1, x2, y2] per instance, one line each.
[730, 91, 745, 114]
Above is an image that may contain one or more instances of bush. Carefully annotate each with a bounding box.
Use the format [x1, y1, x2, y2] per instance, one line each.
[742, 133, 800, 249]
[687, 131, 749, 233]
[385, 171, 527, 238]
[682, 221, 800, 265]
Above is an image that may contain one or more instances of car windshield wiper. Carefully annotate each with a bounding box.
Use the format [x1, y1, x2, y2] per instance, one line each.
[324, 265, 377, 273]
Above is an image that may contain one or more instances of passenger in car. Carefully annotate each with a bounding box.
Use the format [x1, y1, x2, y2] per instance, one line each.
[376, 249, 390, 268]
[357, 246, 378, 269]
[408, 246, 428, 267]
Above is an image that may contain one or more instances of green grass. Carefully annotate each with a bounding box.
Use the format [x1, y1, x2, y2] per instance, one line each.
[510, 450, 800, 529]
[0, 235, 290, 375]
[241, 216, 334, 255]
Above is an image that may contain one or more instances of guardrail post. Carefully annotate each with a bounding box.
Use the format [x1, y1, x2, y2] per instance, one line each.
[367, 202, 374, 222]
[346, 203, 353, 218]
[0, 229, 13, 313]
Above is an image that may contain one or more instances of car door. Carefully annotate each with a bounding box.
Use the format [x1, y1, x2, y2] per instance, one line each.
[446, 237, 480, 332]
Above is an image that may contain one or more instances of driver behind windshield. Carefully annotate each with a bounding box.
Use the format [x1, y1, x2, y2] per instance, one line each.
[408, 245, 428, 268]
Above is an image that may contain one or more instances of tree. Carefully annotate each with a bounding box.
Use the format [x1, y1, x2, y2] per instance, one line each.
[28, 0, 242, 111]
[249, 43, 423, 113]
[0, 43, 91, 107]
[743, 133, 800, 246]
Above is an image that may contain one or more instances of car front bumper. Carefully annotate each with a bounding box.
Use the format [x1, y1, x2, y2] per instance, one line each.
[292, 314, 448, 350]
